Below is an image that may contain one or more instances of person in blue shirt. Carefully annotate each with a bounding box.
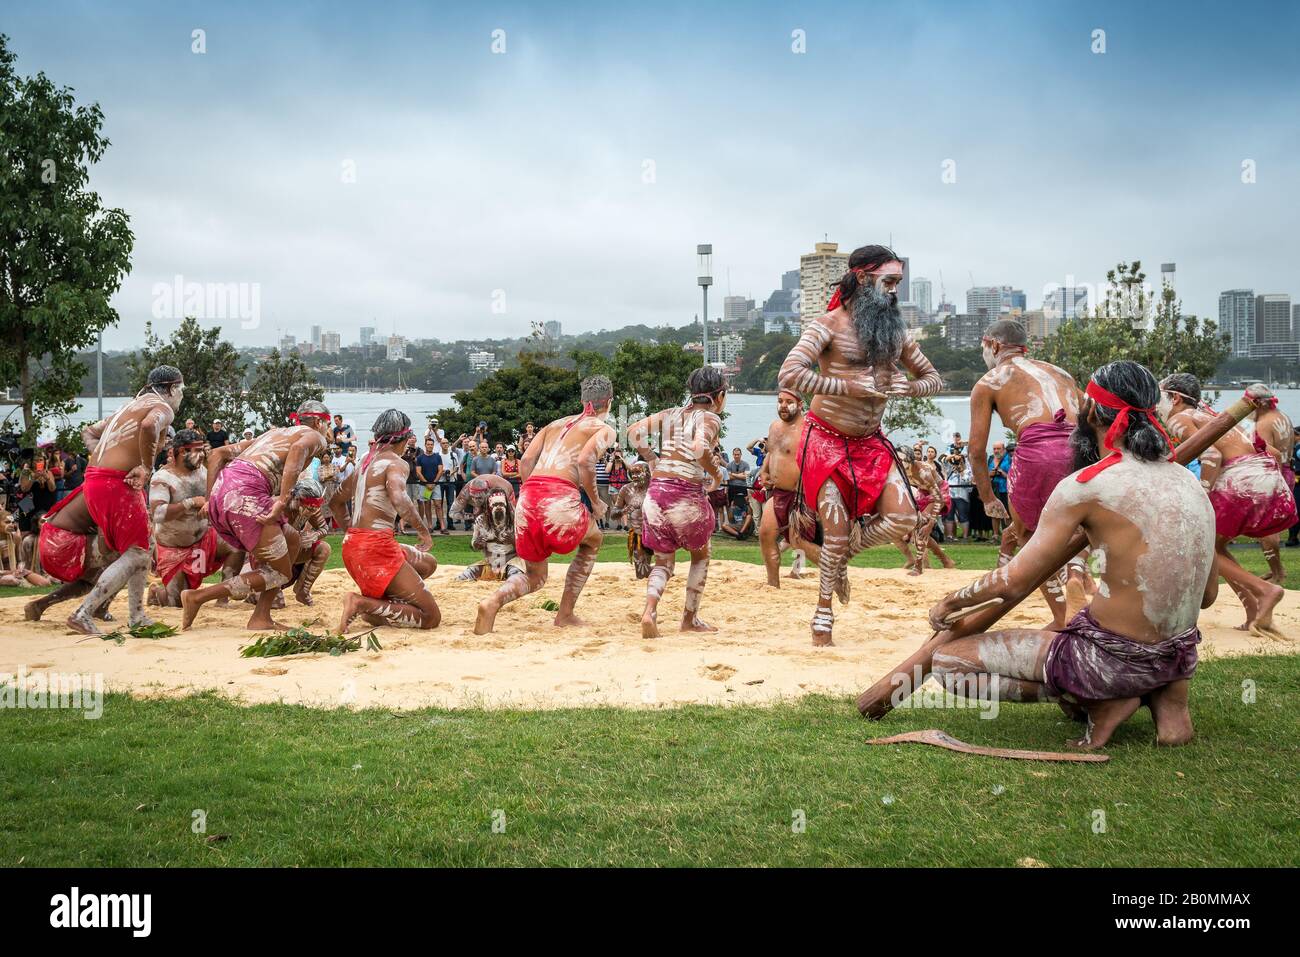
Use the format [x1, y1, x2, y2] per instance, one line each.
[987, 440, 1013, 539]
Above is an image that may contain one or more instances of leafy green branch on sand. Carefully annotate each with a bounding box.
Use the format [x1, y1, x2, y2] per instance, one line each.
[240, 624, 381, 659]
[91, 622, 179, 645]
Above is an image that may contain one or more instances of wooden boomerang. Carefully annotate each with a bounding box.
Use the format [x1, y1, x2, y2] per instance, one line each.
[865, 728, 1110, 762]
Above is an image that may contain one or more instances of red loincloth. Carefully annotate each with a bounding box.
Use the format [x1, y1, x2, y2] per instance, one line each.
[1208, 434, 1298, 539]
[342, 527, 407, 598]
[513, 475, 589, 562]
[155, 526, 219, 590]
[1007, 409, 1074, 532]
[37, 487, 91, 583]
[83, 466, 150, 555]
[916, 478, 952, 517]
[797, 412, 895, 520]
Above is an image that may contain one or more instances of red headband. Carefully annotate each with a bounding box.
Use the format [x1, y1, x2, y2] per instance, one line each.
[1076, 380, 1174, 483]
[297, 496, 324, 508]
[290, 411, 331, 426]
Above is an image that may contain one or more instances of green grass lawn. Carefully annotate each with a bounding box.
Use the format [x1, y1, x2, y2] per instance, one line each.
[3, 532, 1298, 867]
[1, 655, 1296, 867]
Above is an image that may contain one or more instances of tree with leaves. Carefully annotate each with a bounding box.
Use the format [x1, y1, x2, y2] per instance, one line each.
[434, 352, 580, 440]
[0, 34, 134, 440]
[571, 340, 700, 417]
[245, 350, 325, 432]
[128, 317, 249, 432]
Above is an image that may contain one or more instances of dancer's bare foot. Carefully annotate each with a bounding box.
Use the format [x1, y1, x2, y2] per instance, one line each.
[553, 611, 584, 628]
[907, 563, 922, 577]
[147, 585, 163, 606]
[811, 607, 834, 646]
[1148, 682, 1195, 746]
[939, 554, 956, 569]
[680, 615, 717, 633]
[180, 589, 201, 630]
[473, 598, 498, 636]
[1252, 581, 1285, 633]
[1067, 696, 1141, 750]
[294, 587, 314, 606]
[23, 600, 44, 621]
[834, 569, 851, 605]
[641, 612, 659, 640]
[246, 614, 286, 632]
[66, 611, 101, 636]
[340, 593, 365, 634]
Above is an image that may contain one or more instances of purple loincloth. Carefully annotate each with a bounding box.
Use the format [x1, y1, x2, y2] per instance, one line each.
[641, 476, 714, 553]
[1007, 409, 1074, 532]
[1208, 436, 1298, 540]
[1044, 607, 1200, 702]
[208, 459, 284, 554]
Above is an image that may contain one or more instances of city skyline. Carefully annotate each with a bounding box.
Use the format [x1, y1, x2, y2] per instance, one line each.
[6, 0, 1297, 350]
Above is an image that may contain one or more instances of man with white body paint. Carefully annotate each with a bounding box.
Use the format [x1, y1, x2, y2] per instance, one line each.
[928, 361, 1214, 749]
[1250, 397, 1295, 584]
[755, 388, 823, 588]
[333, 409, 439, 631]
[69, 365, 183, 635]
[473, 375, 616, 635]
[777, 244, 942, 645]
[627, 366, 729, 639]
[967, 319, 1085, 628]
[148, 429, 240, 607]
[1159, 373, 1294, 639]
[181, 400, 333, 631]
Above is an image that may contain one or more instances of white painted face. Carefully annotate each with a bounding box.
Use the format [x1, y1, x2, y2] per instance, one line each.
[163, 382, 185, 412]
[981, 342, 996, 370]
[1156, 392, 1174, 422]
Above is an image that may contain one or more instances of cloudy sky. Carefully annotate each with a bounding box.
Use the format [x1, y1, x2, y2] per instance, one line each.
[7, 0, 1298, 349]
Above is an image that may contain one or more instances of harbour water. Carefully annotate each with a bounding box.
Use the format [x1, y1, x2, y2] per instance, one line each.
[25, 387, 1300, 451]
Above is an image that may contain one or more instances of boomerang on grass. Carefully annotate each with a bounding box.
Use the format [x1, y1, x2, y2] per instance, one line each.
[857, 388, 1273, 723]
[864, 728, 1110, 763]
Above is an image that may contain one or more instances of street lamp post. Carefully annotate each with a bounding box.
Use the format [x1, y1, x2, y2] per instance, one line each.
[697, 244, 712, 365]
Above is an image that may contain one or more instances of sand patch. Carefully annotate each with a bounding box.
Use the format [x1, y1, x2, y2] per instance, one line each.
[2, 562, 1297, 711]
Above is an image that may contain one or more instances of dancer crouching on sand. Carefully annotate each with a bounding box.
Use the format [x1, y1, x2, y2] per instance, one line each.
[1160, 373, 1295, 638]
[927, 361, 1212, 749]
[149, 429, 240, 607]
[284, 474, 332, 606]
[627, 367, 729, 638]
[333, 410, 438, 631]
[67, 365, 183, 635]
[777, 244, 942, 645]
[25, 489, 116, 622]
[181, 400, 332, 630]
[474, 376, 616, 635]
[756, 388, 821, 586]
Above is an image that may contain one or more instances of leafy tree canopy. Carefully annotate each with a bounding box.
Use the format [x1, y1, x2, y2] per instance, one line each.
[0, 34, 134, 440]
[128, 317, 249, 433]
[434, 352, 581, 443]
[245, 350, 324, 432]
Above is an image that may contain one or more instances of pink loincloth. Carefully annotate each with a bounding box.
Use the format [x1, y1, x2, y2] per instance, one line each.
[1045, 607, 1199, 701]
[1208, 434, 1298, 539]
[83, 466, 150, 555]
[514, 475, 589, 562]
[155, 526, 219, 590]
[208, 459, 284, 554]
[641, 476, 714, 553]
[797, 412, 895, 521]
[1007, 409, 1074, 532]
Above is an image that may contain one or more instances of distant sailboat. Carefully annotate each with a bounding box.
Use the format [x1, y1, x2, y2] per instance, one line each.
[391, 366, 419, 394]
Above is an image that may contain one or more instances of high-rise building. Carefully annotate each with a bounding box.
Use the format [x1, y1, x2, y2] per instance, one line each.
[359, 327, 375, 348]
[468, 350, 499, 372]
[898, 257, 910, 304]
[965, 286, 1002, 320]
[781, 269, 800, 292]
[1218, 290, 1254, 357]
[1255, 294, 1291, 345]
[706, 334, 744, 368]
[278, 334, 296, 354]
[320, 332, 341, 354]
[1293, 303, 1300, 342]
[386, 335, 407, 361]
[1044, 286, 1089, 321]
[543, 320, 562, 340]
[723, 296, 754, 323]
[310, 325, 322, 348]
[1021, 310, 1057, 341]
[1161, 262, 1176, 293]
[945, 313, 990, 350]
[799, 241, 849, 324]
[910, 277, 933, 317]
[900, 303, 923, 329]
[1001, 287, 1026, 312]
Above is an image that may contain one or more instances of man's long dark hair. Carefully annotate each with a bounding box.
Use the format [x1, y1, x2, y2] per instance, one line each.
[1070, 360, 1170, 472]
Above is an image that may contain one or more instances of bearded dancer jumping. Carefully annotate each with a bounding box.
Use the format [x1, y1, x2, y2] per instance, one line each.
[777, 245, 943, 645]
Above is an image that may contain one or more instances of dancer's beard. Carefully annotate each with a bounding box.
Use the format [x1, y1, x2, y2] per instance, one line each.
[851, 282, 906, 367]
[1070, 420, 1102, 473]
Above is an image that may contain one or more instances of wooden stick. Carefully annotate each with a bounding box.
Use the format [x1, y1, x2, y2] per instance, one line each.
[865, 728, 1111, 762]
[857, 392, 1266, 719]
